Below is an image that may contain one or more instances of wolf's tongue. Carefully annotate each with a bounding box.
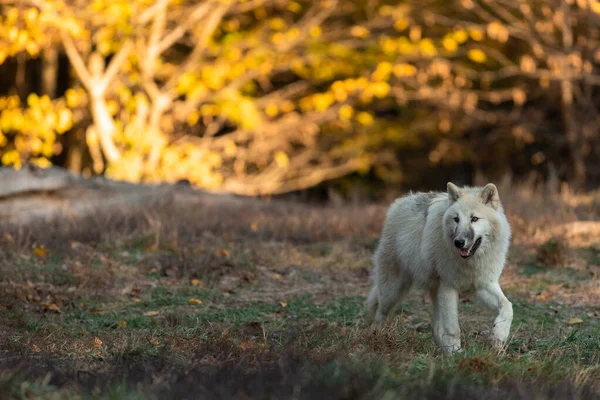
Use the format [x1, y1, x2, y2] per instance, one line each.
[459, 248, 470, 257]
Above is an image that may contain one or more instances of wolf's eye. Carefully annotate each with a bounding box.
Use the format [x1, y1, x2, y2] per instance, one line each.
[471, 216, 479, 223]
[453, 216, 460, 223]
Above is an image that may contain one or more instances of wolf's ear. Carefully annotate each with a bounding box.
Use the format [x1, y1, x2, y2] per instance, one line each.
[447, 182, 461, 203]
[480, 183, 499, 210]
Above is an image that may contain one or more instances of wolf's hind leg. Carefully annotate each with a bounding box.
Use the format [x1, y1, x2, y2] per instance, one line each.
[364, 285, 379, 325]
[374, 265, 412, 326]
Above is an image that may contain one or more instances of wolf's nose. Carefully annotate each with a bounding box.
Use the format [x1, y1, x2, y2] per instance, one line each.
[454, 239, 465, 248]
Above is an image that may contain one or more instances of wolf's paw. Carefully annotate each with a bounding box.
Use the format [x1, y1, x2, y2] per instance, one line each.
[491, 337, 509, 352]
[492, 324, 510, 344]
[440, 342, 462, 354]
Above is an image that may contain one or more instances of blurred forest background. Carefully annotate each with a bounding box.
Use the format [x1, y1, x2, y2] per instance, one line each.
[1, 0, 600, 198]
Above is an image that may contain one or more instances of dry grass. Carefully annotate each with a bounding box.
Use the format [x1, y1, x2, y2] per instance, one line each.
[0, 182, 598, 399]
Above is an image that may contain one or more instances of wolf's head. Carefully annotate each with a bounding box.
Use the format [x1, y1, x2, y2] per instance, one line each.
[442, 182, 502, 260]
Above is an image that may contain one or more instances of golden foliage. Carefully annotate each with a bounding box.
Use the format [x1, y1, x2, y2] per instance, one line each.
[0, 0, 590, 193]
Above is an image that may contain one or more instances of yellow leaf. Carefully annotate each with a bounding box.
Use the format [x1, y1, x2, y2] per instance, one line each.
[356, 112, 374, 126]
[418, 39, 437, 56]
[265, 103, 279, 118]
[149, 337, 160, 346]
[56, 108, 73, 133]
[191, 278, 203, 287]
[93, 337, 103, 347]
[310, 26, 322, 37]
[409, 26, 422, 42]
[350, 26, 370, 38]
[27, 93, 39, 107]
[250, 222, 259, 232]
[393, 63, 417, 77]
[453, 30, 469, 44]
[339, 105, 354, 121]
[274, 151, 289, 168]
[32, 344, 41, 353]
[468, 49, 487, 63]
[272, 273, 281, 280]
[33, 246, 47, 258]
[31, 158, 51, 169]
[24, 8, 38, 24]
[279, 301, 287, 307]
[372, 62, 393, 81]
[442, 37, 458, 52]
[42, 302, 60, 313]
[189, 298, 203, 305]
[118, 320, 127, 328]
[144, 311, 159, 317]
[394, 18, 409, 31]
[187, 110, 200, 126]
[218, 248, 230, 257]
[269, 18, 286, 31]
[469, 29, 484, 41]
[568, 317, 583, 325]
[65, 89, 80, 108]
[371, 82, 390, 98]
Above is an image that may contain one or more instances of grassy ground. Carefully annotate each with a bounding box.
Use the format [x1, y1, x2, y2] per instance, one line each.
[0, 184, 599, 399]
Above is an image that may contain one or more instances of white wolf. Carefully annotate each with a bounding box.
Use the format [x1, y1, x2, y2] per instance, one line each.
[365, 183, 512, 353]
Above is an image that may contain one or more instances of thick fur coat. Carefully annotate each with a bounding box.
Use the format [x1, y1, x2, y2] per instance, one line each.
[365, 183, 513, 353]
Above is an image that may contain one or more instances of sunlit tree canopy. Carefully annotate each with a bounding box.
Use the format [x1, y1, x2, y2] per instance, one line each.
[1, 0, 600, 194]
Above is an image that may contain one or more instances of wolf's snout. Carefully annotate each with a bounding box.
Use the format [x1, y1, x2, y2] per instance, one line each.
[454, 239, 465, 248]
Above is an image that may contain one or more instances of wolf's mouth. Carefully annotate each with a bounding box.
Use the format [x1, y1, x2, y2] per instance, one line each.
[459, 237, 482, 259]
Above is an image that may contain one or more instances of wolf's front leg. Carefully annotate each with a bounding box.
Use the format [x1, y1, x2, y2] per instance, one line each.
[476, 282, 513, 348]
[432, 282, 461, 353]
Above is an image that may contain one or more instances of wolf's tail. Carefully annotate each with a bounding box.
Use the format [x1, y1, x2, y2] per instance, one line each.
[364, 284, 379, 325]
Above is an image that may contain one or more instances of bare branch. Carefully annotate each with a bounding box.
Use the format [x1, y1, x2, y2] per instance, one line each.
[60, 30, 93, 91]
[156, 2, 213, 54]
[98, 40, 134, 94]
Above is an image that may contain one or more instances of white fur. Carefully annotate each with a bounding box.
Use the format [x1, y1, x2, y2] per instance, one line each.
[365, 183, 512, 353]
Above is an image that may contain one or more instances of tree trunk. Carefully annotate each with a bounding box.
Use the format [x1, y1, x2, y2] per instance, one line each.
[41, 46, 58, 98]
[90, 94, 122, 164]
[560, 1, 586, 190]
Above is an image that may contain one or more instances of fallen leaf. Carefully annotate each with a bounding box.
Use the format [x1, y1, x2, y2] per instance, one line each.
[132, 297, 142, 303]
[150, 267, 158, 273]
[239, 339, 253, 351]
[118, 320, 127, 328]
[41, 302, 61, 313]
[250, 222, 259, 232]
[279, 301, 288, 308]
[272, 273, 281, 280]
[33, 246, 47, 258]
[149, 337, 160, 346]
[144, 311, 160, 317]
[538, 293, 548, 300]
[218, 248, 230, 257]
[191, 278, 203, 287]
[93, 337, 103, 347]
[568, 317, 583, 325]
[32, 344, 41, 353]
[189, 298, 203, 305]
